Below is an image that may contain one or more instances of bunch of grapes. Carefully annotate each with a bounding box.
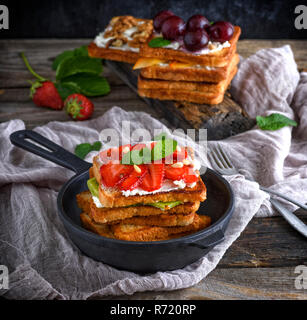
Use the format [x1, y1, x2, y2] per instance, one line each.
[153, 10, 234, 52]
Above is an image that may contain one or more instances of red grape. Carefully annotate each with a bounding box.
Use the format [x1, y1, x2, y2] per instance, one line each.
[208, 21, 234, 42]
[183, 29, 209, 51]
[186, 14, 210, 31]
[153, 10, 175, 32]
[161, 16, 185, 40]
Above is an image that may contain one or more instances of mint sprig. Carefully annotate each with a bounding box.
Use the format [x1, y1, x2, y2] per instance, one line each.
[52, 45, 110, 100]
[121, 138, 177, 165]
[75, 141, 102, 159]
[256, 113, 297, 131]
[148, 37, 171, 48]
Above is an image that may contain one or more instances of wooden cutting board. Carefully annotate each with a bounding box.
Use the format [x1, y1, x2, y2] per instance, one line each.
[105, 60, 255, 140]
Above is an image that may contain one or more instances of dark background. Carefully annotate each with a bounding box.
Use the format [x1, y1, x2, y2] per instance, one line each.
[1, 0, 307, 39]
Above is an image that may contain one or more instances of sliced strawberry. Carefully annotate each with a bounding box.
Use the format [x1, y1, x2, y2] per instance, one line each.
[131, 143, 147, 151]
[183, 171, 198, 183]
[140, 163, 165, 191]
[100, 162, 133, 188]
[119, 164, 148, 191]
[118, 144, 131, 160]
[163, 146, 188, 164]
[99, 144, 131, 163]
[173, 147, 188, 162]
[132, 142, 156, 151]
[164, 164, 187, 181]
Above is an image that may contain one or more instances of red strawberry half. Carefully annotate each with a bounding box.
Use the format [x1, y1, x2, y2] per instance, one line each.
[99, 144, 131, 163]
[140, 163, 165, 191]
[119, 164, 148, 191]
[100, 163, 133, 188]
[164, 164, 187, 180]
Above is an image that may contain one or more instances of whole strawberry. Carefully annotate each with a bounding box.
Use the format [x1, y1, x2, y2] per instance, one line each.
[30, 81, 63, 110]
[21, 52, 63, 110]
[65, 94, 94, 121]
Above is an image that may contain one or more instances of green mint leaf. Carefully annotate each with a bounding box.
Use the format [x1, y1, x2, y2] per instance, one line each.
[54, 82, 81, 100]
[56, 56, 102, 80]
[256, 113, 297, 131]
[148, 37, 171, 48]
[210, 21, 214, 25]
[60, 74, 110, 96]
[152, 139, 177, 162]
[52, 51, 75, 71]
[52, 45, 89, 71]
[73, 45, 89, 57]
[92, 141, 102, 151]
[121, 147, 152, 165]
[153, 133, 168, 141]
[121, 139, 177, 164]
[75, 141, 102, 159]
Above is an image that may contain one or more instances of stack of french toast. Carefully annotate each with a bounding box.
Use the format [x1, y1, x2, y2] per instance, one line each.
[88, 12, 241, 105]
[76, 139, 210, 241]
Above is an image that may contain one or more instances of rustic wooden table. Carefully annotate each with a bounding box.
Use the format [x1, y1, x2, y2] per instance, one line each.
[0, 39, 306, 300]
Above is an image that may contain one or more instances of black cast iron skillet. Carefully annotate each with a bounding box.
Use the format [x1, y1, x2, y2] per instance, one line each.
[10, 129, 235, 273]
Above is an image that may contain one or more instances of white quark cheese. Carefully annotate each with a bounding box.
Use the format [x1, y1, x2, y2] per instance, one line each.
[173, 180, 186, 189]
[92, 196, 103, 208]
[94, 30, 140, 52]
[121, 179, 181, 197]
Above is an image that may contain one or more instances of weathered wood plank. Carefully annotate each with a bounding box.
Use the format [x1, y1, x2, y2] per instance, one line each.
[0, 39, 122, 88]
[105, 267, 307, 300]
[0, 86, 157, 128]
[219, 211, 307, 268]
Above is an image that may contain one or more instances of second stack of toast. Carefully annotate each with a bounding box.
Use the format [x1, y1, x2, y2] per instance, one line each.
[136, 26, 241, 105]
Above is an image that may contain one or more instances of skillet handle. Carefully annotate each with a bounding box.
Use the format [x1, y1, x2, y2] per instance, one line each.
[10, 130, 92, 174]
[187, 229, 225, 250]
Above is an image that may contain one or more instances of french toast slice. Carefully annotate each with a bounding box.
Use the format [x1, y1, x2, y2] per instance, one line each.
[92, 152, 206, 208]
[80, 212, 211, 241]
[98, 177, 206, 208]
[140, 53, 239, 83]
[140, 26, 241, 67]
[111, 214, 211, 241]
[80, 212, 115, 238]
[76, 190, 200, 224]
[88, 16, 153, 64]
[109, 212, 196, 227]
[138, 65, 237, 104]
[88, 43, 139, 64]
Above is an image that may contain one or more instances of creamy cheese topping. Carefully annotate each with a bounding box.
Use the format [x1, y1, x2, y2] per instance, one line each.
[153, 33, 230, 55]
[92, 196, 103, 208]
[94, 145, 202, 201]
[94, 27, 140, 53]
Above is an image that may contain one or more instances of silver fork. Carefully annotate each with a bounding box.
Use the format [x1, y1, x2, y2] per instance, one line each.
[208, 144, 307, 238]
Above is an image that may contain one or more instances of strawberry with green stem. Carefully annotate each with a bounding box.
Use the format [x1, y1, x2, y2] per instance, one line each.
[21, 52, 63, 110]
[65, 93, 94, 121]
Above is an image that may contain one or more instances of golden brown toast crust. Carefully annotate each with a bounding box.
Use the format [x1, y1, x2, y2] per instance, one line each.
[110, 212, 196, 227]
[90, 200, 200, 223]
[138, 64, 237, 104]
[88, 16, 153, 64]
[111, 214, 211, 241]
[140, 53, 239, 83]
[80, 213, 115, 238]
[98, 177, 207, 208]
[140, 26, 241, 67]
[88, 42, 139, 64]
[80, 212, 211, 241]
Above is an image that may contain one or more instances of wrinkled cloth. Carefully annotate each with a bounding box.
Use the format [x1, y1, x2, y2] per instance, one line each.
[0, 45, 306, 299]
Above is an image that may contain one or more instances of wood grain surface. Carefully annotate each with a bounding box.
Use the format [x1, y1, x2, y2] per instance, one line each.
[0, 38, 306, 300]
